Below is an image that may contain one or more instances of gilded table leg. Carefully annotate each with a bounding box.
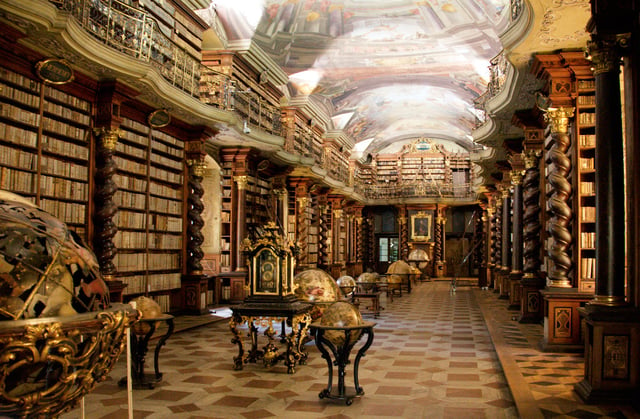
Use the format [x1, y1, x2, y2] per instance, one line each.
[229, 314, 246, 370]
[262, 320, 280, 367]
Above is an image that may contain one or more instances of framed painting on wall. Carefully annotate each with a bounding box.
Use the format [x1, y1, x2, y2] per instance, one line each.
[411, 212, 432, 242]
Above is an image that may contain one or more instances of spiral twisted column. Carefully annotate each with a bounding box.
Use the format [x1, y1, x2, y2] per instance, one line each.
[366, 216, 375, 267]
[522, 150, 543, 279]
[398, 215, 409, 260]
[356, 216, 364, 264]
[186, 160, 206, 274]
[296, 196, 309, 267]
[318, 203, 330, 269]
[93, 128, 120, 281]
[545, 107, 575, 288]
[493, 197, 503, 291]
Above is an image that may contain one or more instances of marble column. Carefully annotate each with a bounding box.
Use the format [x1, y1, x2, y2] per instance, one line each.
[509, 170, 524, 309]
[233, 175, 248, 271]
[499, 187, 511, 299]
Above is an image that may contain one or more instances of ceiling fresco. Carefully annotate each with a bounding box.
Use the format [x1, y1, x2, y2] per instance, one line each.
[206, 0, 511, 158]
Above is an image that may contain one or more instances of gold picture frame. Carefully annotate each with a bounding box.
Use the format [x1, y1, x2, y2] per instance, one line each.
[411, 212, 432, 241]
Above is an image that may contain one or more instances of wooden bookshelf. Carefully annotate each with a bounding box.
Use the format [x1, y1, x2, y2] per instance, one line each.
[575, 77, 596, 293]
[113, 116, 185, 311]
[0, 65, 92, 240]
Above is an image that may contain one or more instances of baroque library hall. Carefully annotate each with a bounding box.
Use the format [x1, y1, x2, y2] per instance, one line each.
[0, 0, 640, 418]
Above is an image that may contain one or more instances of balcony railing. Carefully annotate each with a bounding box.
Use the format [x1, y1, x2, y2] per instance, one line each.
[50, 0, 200, 97]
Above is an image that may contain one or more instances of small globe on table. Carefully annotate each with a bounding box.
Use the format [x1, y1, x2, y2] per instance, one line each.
[336, 275, 356, 297]
[356, 272, 379, 292]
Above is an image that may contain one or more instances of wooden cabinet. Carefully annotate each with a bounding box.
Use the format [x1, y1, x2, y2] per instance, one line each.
[575, 78, 596, 293]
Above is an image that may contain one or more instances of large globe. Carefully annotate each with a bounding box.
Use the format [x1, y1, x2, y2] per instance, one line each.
[320, 301, 363, 347]
[294, 269, 343, 319]
[0, 191, 109, 320]
[356, 271, 378, 292]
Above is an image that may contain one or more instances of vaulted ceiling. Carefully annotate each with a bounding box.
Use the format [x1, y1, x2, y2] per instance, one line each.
[202, 0, 511, 159]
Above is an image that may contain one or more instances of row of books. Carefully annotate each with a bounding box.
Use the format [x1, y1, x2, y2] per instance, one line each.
[0, 67, 40, 93]
[42, 135, 89, 158]
[42, 116, 88, 141]
[578, 134, 596, 147]
[41, 156, 88, 180]
[150, 165, 182, 184]
[0, 101, 40, 126]
[580, 206, 595, 222]
[578, 79, 596, 90]
[149, 195, 182, 215]
[580, 181, 595, 195]
[114, 173, 148, 192]
[150, 181, 182, 200]
[0, 166, 36, 193]
[116, 140, 147, 160]
[43, 85, 91, 112]
[577, 95, 595, 106]
[0, 123, 38, 147]
[578, 112, 596, 125]
[151, 152, 183, 171]
[581, 257, 596, 279]
[148, 232, 182, 249]
[151, 214, 183, 232]
[0, 82, 39, 108]
[116, 210, 148, 229]
[579, 157, 594, 170]
[581, 231, 596, 248]
[40, 175, 88, 201]
[114, 190, 147, 210]
[39, 198, 86, 225]
[148, 273, 182, 292]
[113, 252, 181, 271]
[43, 101, 91, 125]
[115, 155, 147, 176]
[0, 145, 37, 171]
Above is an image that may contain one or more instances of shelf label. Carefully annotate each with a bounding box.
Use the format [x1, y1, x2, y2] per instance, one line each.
[35, 58, 74, 85]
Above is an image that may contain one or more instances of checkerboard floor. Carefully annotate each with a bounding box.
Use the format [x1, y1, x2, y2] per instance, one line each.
[61, 281, 638, 418]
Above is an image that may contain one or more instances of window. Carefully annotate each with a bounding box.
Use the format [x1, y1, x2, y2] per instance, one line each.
[378, 237, 399, 262]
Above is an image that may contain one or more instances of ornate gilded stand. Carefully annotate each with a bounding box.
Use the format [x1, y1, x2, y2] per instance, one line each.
[311, 322, 375, 405]
[229, 303, 312, 374]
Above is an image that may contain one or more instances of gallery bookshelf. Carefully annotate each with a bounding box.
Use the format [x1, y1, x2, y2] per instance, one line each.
[575, 78, 596, 293]
[216, 159, 272, 303]
[0, 65, 92, 240]
[112, 116, 185, 312]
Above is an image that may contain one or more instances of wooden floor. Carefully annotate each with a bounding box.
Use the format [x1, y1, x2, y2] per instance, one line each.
[61, 281, 637, 418]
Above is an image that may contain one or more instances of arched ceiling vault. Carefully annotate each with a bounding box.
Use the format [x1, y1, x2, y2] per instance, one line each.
[201, 0, 511, 159]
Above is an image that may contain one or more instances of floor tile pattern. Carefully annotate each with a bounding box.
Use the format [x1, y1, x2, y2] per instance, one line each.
[58, 281, 639, 418]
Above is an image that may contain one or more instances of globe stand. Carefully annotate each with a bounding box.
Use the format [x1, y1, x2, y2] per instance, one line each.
[310, 322, 375, 405]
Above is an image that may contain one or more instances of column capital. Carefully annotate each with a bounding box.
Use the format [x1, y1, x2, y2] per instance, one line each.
[93, 127, 121, 150]
[545, 107, 575, 134]
[233, 175, 248, 190]
[297, 196, 309, 209]
[587, 34, 629, 76]
[186, 159, 206, 177]
[523, 149, 542, 169]
[511, 170, 525, 186]
[333, 209, 343, 218]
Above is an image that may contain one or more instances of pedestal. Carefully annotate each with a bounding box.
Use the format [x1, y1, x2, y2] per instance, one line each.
[575, 307, 640, 403]
[508, 272, 522, 310]
[182, 274, 209, 314]
[540, 288, 592, 352]
[311, 322, 375, 405]
[498, 268, 510, 299]
[519, 275, 544, 324]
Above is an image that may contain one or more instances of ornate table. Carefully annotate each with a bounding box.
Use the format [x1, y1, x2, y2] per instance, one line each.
[310, 321, 375, 405]
[229, 302, 312, 374]
[119, 313, 174, 389]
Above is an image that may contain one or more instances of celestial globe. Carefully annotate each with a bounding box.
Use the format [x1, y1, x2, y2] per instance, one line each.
[356, 271, 378, 292]
[320, 301, 363, 347]
[131, 296, 162, 335]
[0, 190, 109, 320]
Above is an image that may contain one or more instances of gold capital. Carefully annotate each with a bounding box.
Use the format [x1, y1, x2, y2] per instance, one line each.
[187, 159, 206, 177]
[545, 107, 575, 134]
[94, 128, 120, 150]
[511, 170, 524, 186]
[234, 175, 248, 190]
[523, 149, 541, 169]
